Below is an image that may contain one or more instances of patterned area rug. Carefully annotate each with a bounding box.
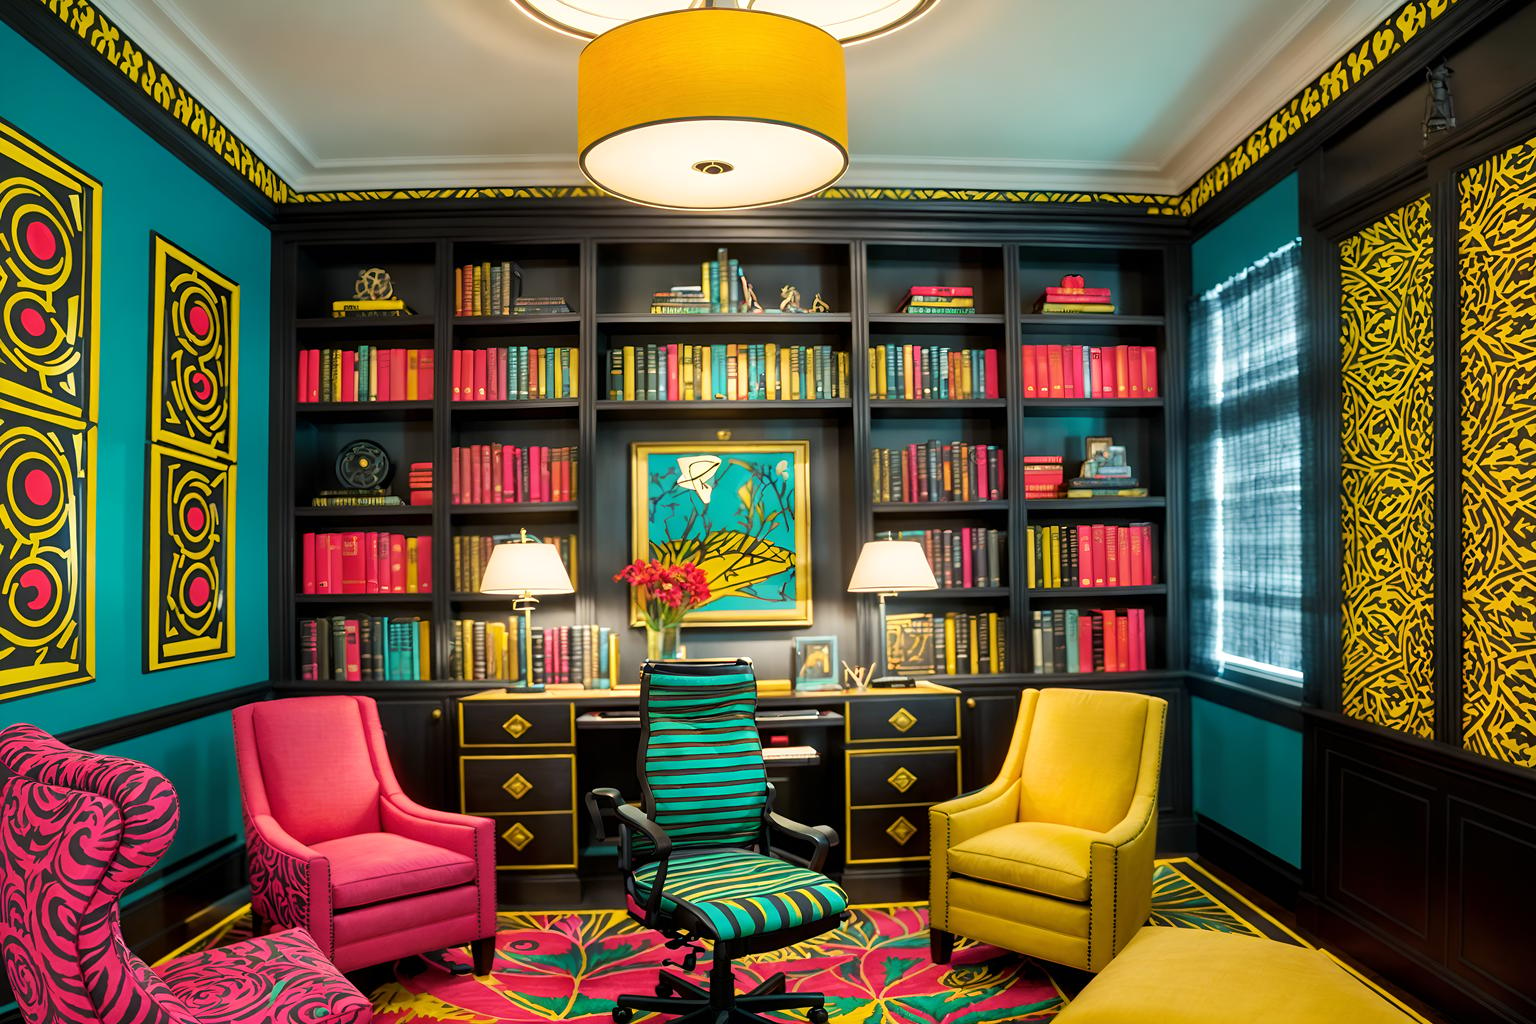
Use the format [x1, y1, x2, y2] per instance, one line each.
[160, 858, 1317, 1024]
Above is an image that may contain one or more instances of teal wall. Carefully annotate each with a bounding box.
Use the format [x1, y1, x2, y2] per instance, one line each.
[1189, 173, 1304, 867]
[0, 18, 268, 883]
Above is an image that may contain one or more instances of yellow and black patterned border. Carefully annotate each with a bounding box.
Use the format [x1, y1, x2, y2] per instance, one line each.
[26, 0, 1461, 212]
[1458, 132, 1536, 769]
[1338, 196, 1435, 740]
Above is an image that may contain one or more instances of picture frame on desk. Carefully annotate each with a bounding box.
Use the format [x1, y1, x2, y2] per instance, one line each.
[793, 635, 840, 691]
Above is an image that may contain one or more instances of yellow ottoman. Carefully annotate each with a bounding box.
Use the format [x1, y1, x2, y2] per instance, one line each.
[1054, 926, 1424, 1023]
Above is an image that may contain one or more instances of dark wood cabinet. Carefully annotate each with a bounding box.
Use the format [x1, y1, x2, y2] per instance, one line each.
[960, 691, 1020, 790]
[373, 696, 451, 808]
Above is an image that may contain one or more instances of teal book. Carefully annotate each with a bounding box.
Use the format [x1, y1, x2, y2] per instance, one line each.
[1064, 610, 1080, 673]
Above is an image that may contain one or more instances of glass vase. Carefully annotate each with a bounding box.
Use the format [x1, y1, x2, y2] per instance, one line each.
[646, 623, 682, 662]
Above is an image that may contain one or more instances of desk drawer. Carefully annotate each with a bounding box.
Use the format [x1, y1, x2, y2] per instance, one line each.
[459, 701, 575, 748]
[848, 747, 959, 808]
[493, 812, 577, 870]
[847, 807, 931, 863]
[461, 755, 574, 814]
[846, 697, 958, 743]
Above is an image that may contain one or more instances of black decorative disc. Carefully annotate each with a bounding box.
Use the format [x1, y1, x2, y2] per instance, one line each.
[335, 439, 391, 489]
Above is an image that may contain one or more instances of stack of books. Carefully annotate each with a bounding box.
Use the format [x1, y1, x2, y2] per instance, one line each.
[450, 444, 576, 505]
[652, 247, 764, 314]
[881, 528, 1005, 588]
[407, 462, 433, 506]
[455, 260, 523, 316]
[509, 296, 572, 315]
[1025, 523, 1157, 589]
[452, 534, 576, 593]
[301, 532, 432, 594]
[887, 611, 1008, 676]
[1023, 455, 1066, 499]
[1033, 274, 1116, 314]
[607, 343, 848, 401]
[297, 347, 433, 403]
[900, 285, 975, 315]
[1069, 446, 1146, 498]
[450, 620, 618, 689]
[331, 298, 410, 318]
[452, 346, 577, 401]
[1030, 608, 1148, 674]
[1022, 344, 1158, 399]
[868, 344, 999, 399]
[871, 442, 1004, 503]
[299, 616, 431, 682]
[309, 488, 402, 508]
[650, 285, 711, 314]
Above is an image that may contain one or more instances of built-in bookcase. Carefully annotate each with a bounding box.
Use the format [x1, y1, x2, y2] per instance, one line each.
[272, 228, 1182, 688]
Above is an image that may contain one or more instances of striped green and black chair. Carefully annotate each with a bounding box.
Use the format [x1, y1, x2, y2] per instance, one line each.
[586, 658, 847, 1024]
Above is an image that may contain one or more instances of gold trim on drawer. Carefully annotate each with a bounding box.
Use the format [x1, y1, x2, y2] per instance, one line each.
[845, 696, 961, 743]
[459, 754, 577, 815]
[459, 701, 577, 748]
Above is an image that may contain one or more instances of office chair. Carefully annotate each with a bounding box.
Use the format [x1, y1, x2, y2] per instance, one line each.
[587, 658, 848, 1024]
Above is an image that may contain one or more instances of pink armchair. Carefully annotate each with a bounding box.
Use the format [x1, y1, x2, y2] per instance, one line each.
[0, 724, 370, 1024]
[233, 696, 496, 974]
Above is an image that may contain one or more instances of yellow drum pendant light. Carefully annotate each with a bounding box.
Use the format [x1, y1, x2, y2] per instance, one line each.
[577, 8, 848, 211]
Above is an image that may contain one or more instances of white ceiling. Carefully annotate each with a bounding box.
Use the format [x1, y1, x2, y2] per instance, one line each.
[98, 0, 1404, 196]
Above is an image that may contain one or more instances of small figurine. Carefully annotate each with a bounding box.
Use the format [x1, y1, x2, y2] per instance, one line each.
[354, 267, 395, 300]
[842, 660, 876, 692]
[779, 284, 803, 313]
[809, 292, 831, 313]
[741, 277, 764, 313]
[1423, 61, 1456, 139]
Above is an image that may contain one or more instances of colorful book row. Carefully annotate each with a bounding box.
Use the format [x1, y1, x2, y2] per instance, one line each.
[887, 611, 1008, 676]
[869, 344, 1000, 400]
[452, 534, 576, 594]
[451, 444, 577, 505]
[871, 442, 1005, 504]
[450, 620, 618, 688]
[1025, 523, 1157, 589]
[881, 528, 1005, 589]
[1022, 345, 1158, 399]
[297, 348, 434, 403]
[606, 343, 850, 401]
[298, 616, 431, 682]
[451, 346, 578, 401]
[455, 260, 520, 317]
[1030, 608, 1149, 673]
[301, 532, 432, 594]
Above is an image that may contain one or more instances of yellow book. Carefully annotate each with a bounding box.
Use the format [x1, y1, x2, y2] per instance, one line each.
[472, 266, 482, 316]
[622, 346, 635, 401]
[765, 342, 778, 399]
[737, 347, 748, 397]
[1026, 527, 1037, 588]
[780, 348, 792, 400]
[988, 612, 1000, 671]
[537, 349, 548, 399]
[790, 349, 802, 400]
[609, 633, 620, 688]
[838, 351, 849, 399]
[725, 343, 737, 400]
[702, 347, 714, 399]
[681, 345, 693, 400]
[1047, 527, 1059, 588]
[903, 346, 915, 400]
[701, 260, 711, 303]
[961, 355, 973, 398]
[867, 348, 879, 399]
[406, 349, 419, 400]
[406, 537, 419, 592]
[968, 618, 979, 674]
[569, 348, 578, 399]
[944, 616, 957, 675]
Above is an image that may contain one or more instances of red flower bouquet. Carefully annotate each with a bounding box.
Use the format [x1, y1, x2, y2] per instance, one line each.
[614, 560, 711, 633]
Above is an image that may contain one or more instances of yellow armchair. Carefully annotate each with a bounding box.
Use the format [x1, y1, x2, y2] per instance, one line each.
[929, 687, 1167, 972]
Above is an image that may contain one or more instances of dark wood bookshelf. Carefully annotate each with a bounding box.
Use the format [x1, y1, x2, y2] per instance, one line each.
[294, 506, 431, 520]
[873, 501, 1009, 515]
[296, 401, 433, 418]
[869, 399, 1008, 411]
[1017, 398, 1164, 412]
[867, 313, 1007, 325]
[449, 502, 580, 517]
[295, 593, 433, 605]
[595, 313, 851, 326]
[594, 399, 853, 415]
[890, 587, 1011, 599]
[1027, 585, 1168, 598]
[452, 313, 581, 329]
[1019, 313, 1165, 327]
[1024, 497, 1167, 510]
[296, 315, 435, 331]
[450, 399, 580, 416]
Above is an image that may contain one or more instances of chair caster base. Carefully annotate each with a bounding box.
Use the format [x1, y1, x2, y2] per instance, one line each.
[616, 971, 825, 1024]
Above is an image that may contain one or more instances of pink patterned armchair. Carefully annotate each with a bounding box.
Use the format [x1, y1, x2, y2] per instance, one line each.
[233, 696, 495, 975]
[0, 724, 370, 1024]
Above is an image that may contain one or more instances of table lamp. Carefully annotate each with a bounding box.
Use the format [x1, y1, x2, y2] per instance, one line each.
[847, 539, 937, 688]
[479, 530, 574, 691]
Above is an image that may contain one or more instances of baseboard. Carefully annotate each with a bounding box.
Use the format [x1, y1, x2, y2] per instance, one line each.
[1194, 814, 1303, 910]
[1158, 813, 1197, 854]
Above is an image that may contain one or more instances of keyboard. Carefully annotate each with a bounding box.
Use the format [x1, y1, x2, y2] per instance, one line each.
[762, 745, 819, 763]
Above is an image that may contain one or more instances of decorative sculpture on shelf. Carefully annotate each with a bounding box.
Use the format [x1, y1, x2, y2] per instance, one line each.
[741, 276, 764, 313]
[779, 284, 804, 313]
[1423, 61, 1456, 140]
[354, 267, 395, 300]
[809, 292, 831, 313]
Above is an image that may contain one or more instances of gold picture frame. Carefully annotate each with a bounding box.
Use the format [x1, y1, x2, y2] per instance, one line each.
[630, 440, 811, 627]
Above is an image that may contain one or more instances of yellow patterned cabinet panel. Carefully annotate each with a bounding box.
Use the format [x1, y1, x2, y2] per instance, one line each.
[1339, 195, 1436, 739]
[1459, 134, 1536, 768]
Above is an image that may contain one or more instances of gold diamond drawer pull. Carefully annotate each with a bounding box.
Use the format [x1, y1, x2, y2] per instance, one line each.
[887, 766, 917, 793]
[887, 707, 917, 733]
[502, 773, 533, 800]
[501, 714, 532, 739]
[886, 815, 918, 846]
[501, 822, 534, 851]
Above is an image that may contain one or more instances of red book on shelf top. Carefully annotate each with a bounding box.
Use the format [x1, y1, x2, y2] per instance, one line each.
[908, 286, 972, 297]
[1100, 610, 1119, 673]
[1116, 614, 1132, 672]
[1044, 287, 1112, 301]
[343, 620, 361, 682]
[1130, 608, 1147, 671]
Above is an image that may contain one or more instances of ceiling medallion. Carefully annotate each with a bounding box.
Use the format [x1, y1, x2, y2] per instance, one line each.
[513, 1, 941, 45]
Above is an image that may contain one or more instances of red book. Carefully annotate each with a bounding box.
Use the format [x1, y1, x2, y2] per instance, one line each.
[327, 534, 344, 594]
[472, 349, 488, 401]
[1088, 347, 1103, 398]
[541, 447, 553, 502]
[340, 350, 357, 403]
[1141, 525, 1154, 584]
[1117, 528, 1132, 587]
[376, 532, 391, 594]
[344, 619, 362, 682]
[418, 537, 432, 594]
[419, 350, 434, 401]
[1114, 346, 1129, 398]
[1129, 608, 1146, 671]
[1062, 344, 1078, 398]
[1126, 346, 1144, 397]
[491, 442, 505, 503]
[301, 532, 317, 593]
[450, 447, 461, 503]
[501, 445, 516, 504]
[479, 445, 492, 505]
[1046, 345, 1064, 398]
[1116, 614, 1131, 672]
[1090, 524, 1107, 587]
[667, 344, 679, 401]
[364, 531, 380, 593]
[1033, 346, 1049, 399]
[1100, 346, 1116, 397]
[340, 532, 365, 594]
[983, 348, 999, 399]
[451, 349, 463, 402]
[1044, 287, 1112, 301]
[297, 351, 310, 404]
[1142, 347, 1158, 397]
[1077, 526, 1093, 587]
[392, 348, 408, 401]
[1078, 615, 1094, 674]
[409, 490, 432, 506]
[977, 454, 989, 502]
[377, 349, 391, 402]
[909, 286, 973, 297]
[389, 535, 406, 593]
[495, 347, 507, 402]
[1127, 526, 1144, 586]
[1105, 526, 1120, 586]
[1101, 610, 1118, 672]
[305, 349, 321, 403]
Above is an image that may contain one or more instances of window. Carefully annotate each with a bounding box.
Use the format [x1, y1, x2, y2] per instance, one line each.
[1188, 239, 1305, 686]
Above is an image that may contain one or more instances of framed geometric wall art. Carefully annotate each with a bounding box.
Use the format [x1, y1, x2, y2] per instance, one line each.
[0, 117, 101, 702]
[145, 443, 235, 671]
[630, 440, 811, 627]
[149, 233, 238, 460]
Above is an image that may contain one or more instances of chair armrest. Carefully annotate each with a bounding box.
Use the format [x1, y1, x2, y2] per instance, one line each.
[244, 813, 330, 947]
[929, 776, 1021, 849]
[767, 812, 838, 872]
[380, 792, 490, 862]
[1087, 793, 1159, 971]
[1093, 793, 1157, 851]
[586, 788, 675, 925]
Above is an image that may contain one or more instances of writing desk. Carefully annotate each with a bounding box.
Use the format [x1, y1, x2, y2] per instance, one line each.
[456, 682, 962, 904]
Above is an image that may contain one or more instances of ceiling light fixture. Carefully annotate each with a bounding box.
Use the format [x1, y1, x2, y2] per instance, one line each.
[577, 5, 848, 210]
[513, 0, 941, 45]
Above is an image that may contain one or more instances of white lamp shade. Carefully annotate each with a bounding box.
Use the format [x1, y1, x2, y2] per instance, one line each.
[514, 1, 941, 44]
[479, 542, 574, 595]
[847, 540, 937, 593]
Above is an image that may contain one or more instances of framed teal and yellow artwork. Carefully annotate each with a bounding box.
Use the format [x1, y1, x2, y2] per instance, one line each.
[630, 440, 811, 627]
